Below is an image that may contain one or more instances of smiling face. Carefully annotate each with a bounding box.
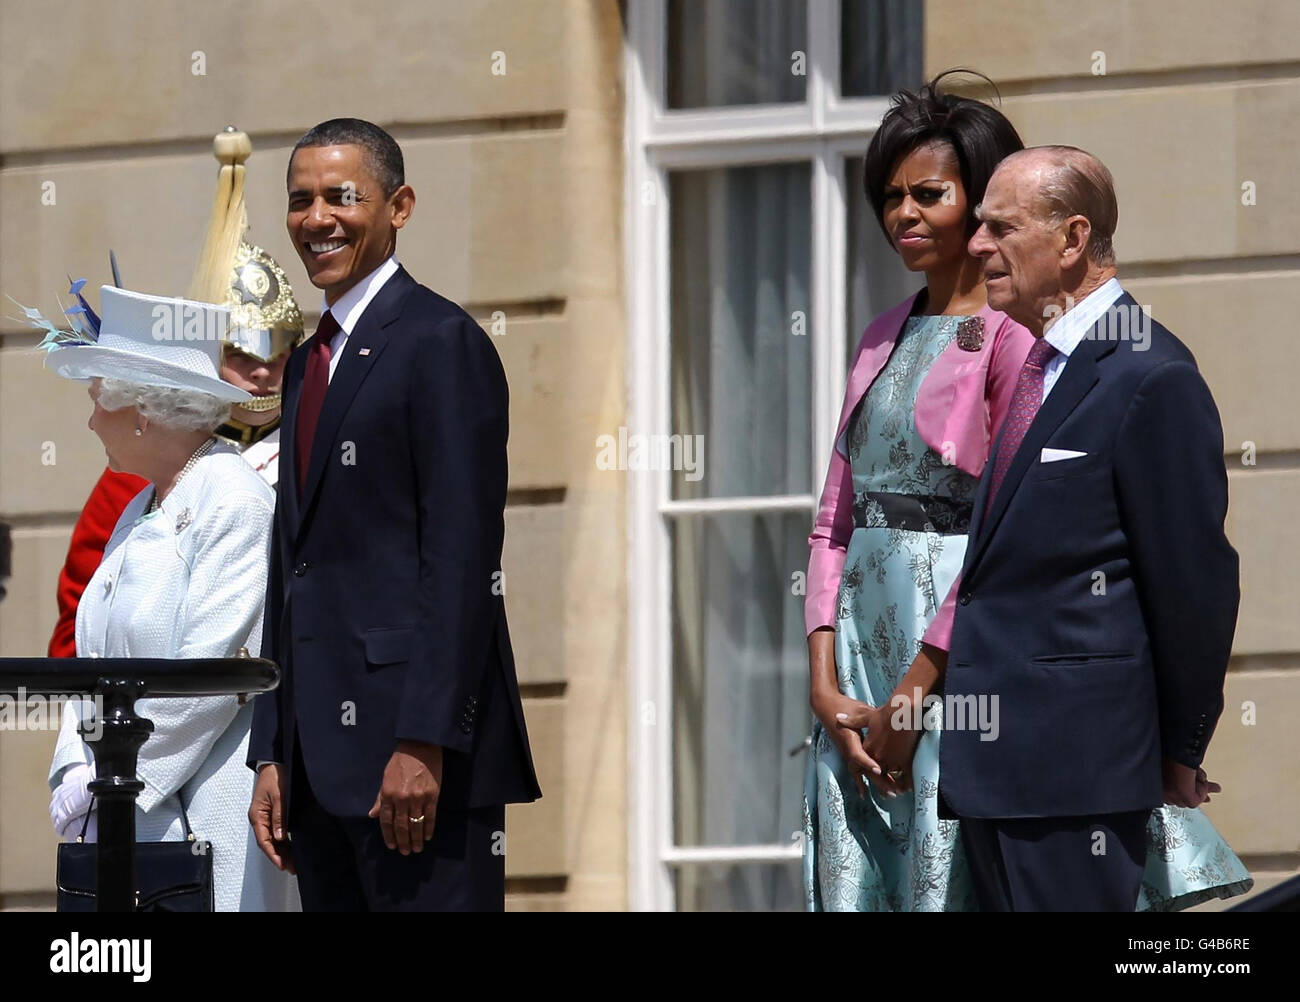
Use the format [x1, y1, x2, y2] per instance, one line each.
[880, 141, 970, 274]
[967, 160, 1065, 331]
[286, 144, 413, 305]
[87, 379, 143, 474]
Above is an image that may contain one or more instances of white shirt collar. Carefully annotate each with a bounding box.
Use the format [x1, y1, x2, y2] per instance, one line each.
[320, 256, 399, 334]
[1043, 277, 1125, 357]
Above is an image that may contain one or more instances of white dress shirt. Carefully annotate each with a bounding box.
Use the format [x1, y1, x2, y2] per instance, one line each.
[321, 255, 400, 382]
[1040, 277, 1125, 401]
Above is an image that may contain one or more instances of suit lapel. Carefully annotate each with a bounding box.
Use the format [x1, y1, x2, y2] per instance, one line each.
[963, 322, 1115, 580]
[295, 267, 416, 539]
[835, 293, 920, 450]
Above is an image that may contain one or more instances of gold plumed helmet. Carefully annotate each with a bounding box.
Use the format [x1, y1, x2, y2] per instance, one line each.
[189, 126, 305, 411]
[226, 241, 303, 362]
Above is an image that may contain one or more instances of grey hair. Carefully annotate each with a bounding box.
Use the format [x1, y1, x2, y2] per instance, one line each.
[1014, 145, 1118, 267]
[97, 378, 230, 432]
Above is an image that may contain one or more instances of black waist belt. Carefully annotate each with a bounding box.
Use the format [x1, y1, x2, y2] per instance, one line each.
[851, 491, 973, 535]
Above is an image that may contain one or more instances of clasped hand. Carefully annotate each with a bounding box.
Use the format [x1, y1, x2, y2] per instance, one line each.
[812, 690, 922, 799]
[1162, 758, 1220, 809]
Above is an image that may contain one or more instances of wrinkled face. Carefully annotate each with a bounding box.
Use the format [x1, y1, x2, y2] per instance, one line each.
[967, 162, 1063, 327]
[286, 144, 406, 304]
[221, 347, 289, 398]
[881, 141, 970, 273]
[87, 379, 141, 473]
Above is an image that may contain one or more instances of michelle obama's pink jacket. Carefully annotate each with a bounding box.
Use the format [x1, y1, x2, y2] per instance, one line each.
[805, 292, 1035, 649]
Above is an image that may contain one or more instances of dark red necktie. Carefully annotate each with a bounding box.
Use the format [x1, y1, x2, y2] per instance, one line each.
[295, 311, 340, 493]
[985, 337, 1058, 512]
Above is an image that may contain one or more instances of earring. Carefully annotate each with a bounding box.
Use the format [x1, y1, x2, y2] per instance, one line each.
[135, 427, 143, 436]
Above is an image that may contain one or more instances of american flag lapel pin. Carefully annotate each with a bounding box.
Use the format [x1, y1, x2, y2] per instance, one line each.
[358, 347, 371, 356]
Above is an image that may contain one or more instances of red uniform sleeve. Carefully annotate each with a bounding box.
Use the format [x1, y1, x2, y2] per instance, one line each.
[47, 468, 149, 658]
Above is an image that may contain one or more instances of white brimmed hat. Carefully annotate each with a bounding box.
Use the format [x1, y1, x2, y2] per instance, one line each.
[44, 286, 251, 403]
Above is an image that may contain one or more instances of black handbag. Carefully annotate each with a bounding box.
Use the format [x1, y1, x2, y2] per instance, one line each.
[56, 796, 215, 912]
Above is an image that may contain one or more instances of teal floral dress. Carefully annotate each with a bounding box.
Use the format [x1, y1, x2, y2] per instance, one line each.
[801, 313, 1254, 912]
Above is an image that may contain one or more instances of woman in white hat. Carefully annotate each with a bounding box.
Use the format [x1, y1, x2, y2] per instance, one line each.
[41, 284, 298, 912]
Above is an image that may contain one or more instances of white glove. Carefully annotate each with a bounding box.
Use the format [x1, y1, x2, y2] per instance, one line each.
[50, 762, 96, 841]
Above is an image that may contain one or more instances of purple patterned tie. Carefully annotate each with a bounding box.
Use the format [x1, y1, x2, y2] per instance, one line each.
[985, 337, 1058, 512]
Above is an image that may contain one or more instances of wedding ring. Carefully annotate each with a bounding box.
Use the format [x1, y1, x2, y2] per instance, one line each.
[887, 769, 905, 781]
[409, 815, 426, 824]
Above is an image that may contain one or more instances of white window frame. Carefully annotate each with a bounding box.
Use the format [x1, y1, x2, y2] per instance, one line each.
[624, 0, 896, 911]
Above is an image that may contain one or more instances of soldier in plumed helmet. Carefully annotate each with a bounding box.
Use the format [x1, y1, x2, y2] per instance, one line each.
[194, 127, 307, 487]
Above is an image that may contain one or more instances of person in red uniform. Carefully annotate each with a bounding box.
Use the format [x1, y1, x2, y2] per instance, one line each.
[46, 468, 147, 658]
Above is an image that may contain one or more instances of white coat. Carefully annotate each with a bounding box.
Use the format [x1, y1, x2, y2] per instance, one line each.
[49, 440, 297, 912]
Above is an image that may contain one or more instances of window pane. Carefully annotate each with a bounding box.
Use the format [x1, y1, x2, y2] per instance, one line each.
[845, 155, 917, 368]
[841, 0, 924, 98]
[670, 511, 811, 850]
[675, 861, 803, 911]
[670, 164, 812, 500]
[667, 0, 808, 109]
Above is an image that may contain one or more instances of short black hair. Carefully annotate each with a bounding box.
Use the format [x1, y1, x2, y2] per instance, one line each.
[288, 118, 405, 198]
[863, 69, 1024, 243]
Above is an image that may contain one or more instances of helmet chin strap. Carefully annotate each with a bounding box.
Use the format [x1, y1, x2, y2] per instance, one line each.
[238, 392, 282, 413]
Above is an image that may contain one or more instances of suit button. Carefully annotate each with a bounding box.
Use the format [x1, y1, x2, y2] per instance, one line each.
[959, 593, 971, 606]
[293, 562, 310, 577]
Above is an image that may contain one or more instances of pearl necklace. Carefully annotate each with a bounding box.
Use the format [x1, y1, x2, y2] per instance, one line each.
[149, 438, 216, 513]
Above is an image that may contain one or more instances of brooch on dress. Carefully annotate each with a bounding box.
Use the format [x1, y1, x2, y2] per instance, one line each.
[956, 316, 985, 352]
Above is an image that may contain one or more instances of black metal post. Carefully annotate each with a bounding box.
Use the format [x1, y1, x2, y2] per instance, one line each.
[0, 657, 278, 913]
[84, 677, 153, 912]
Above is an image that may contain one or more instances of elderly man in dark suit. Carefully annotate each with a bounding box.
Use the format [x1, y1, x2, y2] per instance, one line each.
[934, 145, 1239, 911]
[248, 118, 540, 911]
